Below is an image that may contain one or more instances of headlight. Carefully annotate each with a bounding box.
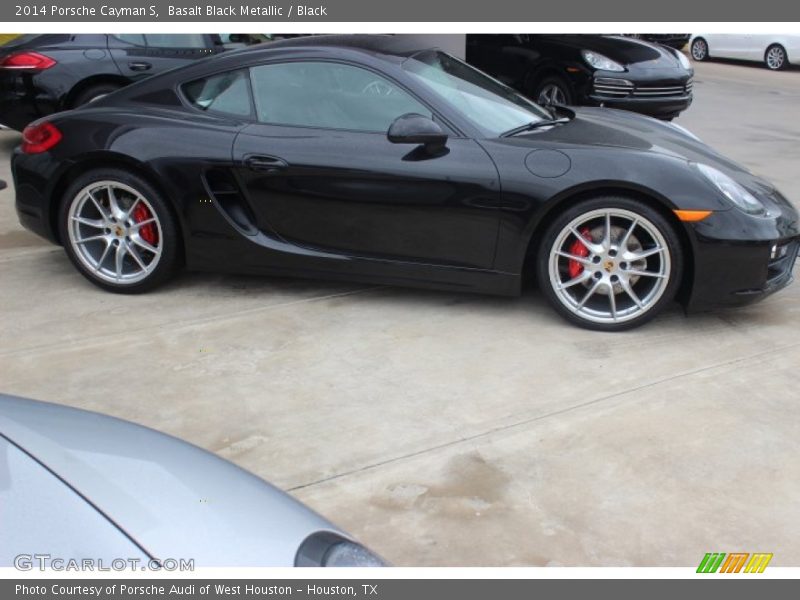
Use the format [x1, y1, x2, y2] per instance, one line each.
[295, 532, 387, 567]
[695, 163, 765, 215]
[581, 50, 625, 72]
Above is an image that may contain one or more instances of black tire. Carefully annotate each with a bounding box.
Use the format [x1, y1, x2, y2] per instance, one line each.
[690, 38, 709, 62]
[764, 44, 787, 70]
[535, 196, 684, 331]
[72, 82, 122, 107]
[58, 168, 181, 294]
[530, 75, 574, 106]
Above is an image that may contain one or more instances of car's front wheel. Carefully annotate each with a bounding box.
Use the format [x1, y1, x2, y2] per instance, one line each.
[764, 44, 787, 70]
[59, 169, 181, 293]
[536, 197, 683, 331]
[690, 38, 709, 61]
[532, 76, 574, 106]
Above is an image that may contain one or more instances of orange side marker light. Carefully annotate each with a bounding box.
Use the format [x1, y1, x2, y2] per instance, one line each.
[674, 209, 713, 222]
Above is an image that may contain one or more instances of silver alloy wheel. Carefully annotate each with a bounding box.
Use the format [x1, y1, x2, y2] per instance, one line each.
[547, 208, 672, 325]
[765, 46, 786, 70]
[691, 39, 707, 61]
[538, 83, 567, 106]
[67, 181, 163, 285]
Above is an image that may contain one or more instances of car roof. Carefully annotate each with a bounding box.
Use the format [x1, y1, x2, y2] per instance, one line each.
[238, 34, 436, 58]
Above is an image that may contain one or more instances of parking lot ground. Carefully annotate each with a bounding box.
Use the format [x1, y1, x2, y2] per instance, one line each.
[1, 59, 799, 566]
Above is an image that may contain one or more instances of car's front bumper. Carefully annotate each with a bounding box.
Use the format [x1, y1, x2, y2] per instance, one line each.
[684, 192, 800, 311]
[586, 93, 693, 119]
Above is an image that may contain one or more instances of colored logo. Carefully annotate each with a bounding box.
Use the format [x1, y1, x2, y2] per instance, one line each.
[697, 552, 773, 573]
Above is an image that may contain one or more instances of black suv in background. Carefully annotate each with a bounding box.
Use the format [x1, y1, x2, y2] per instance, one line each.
[0, 34, 224, 131]
[466, 34, 694, 120]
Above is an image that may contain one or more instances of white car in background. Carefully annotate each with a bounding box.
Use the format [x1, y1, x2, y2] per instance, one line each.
[689, 34, 800, 70]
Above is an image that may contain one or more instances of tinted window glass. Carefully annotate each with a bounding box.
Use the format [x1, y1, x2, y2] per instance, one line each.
[403, 50, 551, 137]
[183, 70, 252, 117]
[115, 34, 146, 46]
[250, 61, 432, 132]
[145, 34, 208, 49]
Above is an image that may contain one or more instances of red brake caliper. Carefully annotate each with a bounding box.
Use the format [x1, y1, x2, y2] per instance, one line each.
[132, 203, 158, 246]
[567, 227, 592, 279]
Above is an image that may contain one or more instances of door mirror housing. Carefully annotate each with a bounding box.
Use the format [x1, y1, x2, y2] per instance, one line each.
[387, 113, 448, 153]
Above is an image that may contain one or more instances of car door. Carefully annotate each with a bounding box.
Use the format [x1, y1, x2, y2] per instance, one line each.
[709, 34, 755, 60]
[107, 34, 218, 81]
[232, 60, 501, 269]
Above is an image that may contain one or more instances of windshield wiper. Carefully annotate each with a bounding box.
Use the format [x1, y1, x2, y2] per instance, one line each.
[502, 118, 570, 137]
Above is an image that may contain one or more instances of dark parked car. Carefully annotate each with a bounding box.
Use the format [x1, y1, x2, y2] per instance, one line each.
[466, 34, 693, 120]
[623, 34, 691, 50]
[11, 35, 799, 330]
[0, 34, 224, 131]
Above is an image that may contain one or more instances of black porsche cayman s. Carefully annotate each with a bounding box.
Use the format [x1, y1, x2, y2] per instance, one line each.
[11, 35, 799, 331]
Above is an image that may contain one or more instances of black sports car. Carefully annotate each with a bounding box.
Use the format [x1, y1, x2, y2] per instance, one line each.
[0, 34, 224, 131]
[11, 35, 799, 331]
[466, 34, 694, 120]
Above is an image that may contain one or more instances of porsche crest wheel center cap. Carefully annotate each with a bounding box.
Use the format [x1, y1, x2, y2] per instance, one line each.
[604, 260, 615, 272]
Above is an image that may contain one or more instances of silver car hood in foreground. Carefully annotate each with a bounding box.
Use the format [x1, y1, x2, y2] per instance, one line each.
[0, 394, 340, 566]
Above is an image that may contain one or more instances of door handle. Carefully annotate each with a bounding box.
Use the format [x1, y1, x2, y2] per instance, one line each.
[128, 61, 152, 71]
[244, 155, 288, 174]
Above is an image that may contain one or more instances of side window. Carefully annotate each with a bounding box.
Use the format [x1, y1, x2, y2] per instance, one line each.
[249, 61, 433, 132]
[114, 34, 146, 46]
[144, 34, 208, 49]
[182, 70, 252, 117]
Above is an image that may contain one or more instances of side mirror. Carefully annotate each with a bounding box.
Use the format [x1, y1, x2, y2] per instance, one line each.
[387, 113, 448, 153]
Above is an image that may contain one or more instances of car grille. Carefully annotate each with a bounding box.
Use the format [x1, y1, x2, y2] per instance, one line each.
[593, 77, 692, 98]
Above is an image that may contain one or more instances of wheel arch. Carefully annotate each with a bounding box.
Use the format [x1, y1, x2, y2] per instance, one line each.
[521, 183, 695, 305]
[48, 152, 185, 253]
[63, 74, 130, 109]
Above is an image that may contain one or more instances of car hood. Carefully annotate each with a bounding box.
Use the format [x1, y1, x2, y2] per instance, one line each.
[0, 394, 339, 566]
[538, 34, 684, 69]
[508, 107, 770, 189]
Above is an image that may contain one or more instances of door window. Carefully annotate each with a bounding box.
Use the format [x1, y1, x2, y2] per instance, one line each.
[144, 34, 209, 49]
[249, 61, 432, 132]
[114, 34, 146, 46]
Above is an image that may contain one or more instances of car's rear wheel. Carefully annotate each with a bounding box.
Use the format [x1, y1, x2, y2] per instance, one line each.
[764, 44, 787, 70]
[59, 169, 180, 293]
[690, 38, 709, 61]
[536, 197, 683, 331]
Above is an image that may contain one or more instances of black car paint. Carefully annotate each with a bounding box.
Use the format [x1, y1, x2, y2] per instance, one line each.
[466, 34, 693, 119]
[11, 38, 799, 312]
[623, 34, 691, 50]
[0, 34, 222, 131]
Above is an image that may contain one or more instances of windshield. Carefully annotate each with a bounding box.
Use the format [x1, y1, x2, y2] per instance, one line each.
[402, 50, 553, 137]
